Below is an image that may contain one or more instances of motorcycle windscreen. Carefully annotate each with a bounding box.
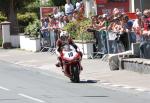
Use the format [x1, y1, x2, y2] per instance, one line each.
[62, 45, 78, 60]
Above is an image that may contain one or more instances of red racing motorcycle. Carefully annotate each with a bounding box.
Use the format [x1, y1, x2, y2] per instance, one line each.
[58, 44, 82, 83]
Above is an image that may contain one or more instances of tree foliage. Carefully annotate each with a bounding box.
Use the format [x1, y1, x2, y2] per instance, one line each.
[48, 0, 66, 6]
[0, 0, 35, 14]
[24, 19, 40, 38]
[0, 11, 7, 22]
[0, 0, 39, 34]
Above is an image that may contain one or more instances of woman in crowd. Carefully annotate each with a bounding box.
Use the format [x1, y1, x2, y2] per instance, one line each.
[132, 11, 143, 42]
[139, 9, 150, 58]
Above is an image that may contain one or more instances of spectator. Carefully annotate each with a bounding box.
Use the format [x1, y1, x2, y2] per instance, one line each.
[117, 15, 131, 50]
[72, 11, 78, 21]
[41, 17, 49, 38]
[113, 8, 120, 18]
[63, 15, 70, 25]
[65, 0, 74, 16]
[58, 15, 65, 28]
[139, 9, 150, 58]
[97, 15, 104, 29]
[132, 11, 143, 42]
[91, 16, 98, 29]
[53, 8, 60, 19]
[99, 14, 108, 31]
[142, 9, 150, 37]
[75, 0, 82, 11]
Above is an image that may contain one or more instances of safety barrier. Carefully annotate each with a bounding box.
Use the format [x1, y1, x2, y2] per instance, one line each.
[40, 29, 56, 54]
[93, 30, 132, 58]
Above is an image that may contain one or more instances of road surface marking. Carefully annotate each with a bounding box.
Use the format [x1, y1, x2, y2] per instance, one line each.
[135, 88, 146, 92]
[101, 82, 111, 85]
[0, 86, 10, 91]
[122, 86, 132, 89]
[111, 84, 122, 87]
[18, 93, 45, 103]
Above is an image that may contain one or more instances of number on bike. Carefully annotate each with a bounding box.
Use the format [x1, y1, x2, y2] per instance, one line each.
[68, 52, 73, 57]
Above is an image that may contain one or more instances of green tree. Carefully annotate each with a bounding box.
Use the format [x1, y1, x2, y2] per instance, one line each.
[71, 0, 77, 6]
[0, 0, 35, 34]
[48, 0, 66, 6]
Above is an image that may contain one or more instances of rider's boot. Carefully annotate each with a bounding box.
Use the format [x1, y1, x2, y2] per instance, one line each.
[55, 57, 62, 67]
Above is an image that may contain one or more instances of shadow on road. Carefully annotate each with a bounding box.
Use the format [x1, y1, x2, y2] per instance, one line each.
[79, 80, 99, 83]
[82, 96, 108, 98]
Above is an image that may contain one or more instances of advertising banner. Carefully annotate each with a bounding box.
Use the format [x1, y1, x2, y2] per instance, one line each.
[96, 0, 129, 14]
[40, 7, 57, 19]
[96, 0, 108, 4]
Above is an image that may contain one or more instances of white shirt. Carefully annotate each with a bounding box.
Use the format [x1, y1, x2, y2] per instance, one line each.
[54, 13, 60, 19]
[65, 3, 74, 15]
[76, 2, 81, 10]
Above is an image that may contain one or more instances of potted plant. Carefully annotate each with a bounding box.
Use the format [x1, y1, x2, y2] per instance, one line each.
[63, 18, 95, 58]
[20, 19, 41, 52]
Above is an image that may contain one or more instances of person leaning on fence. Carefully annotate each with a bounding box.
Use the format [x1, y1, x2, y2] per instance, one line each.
[119, 15, 133, 50]
[132, 11, 143, 42]
[139, 9, 150, 59]
[40, 17, 49, 38]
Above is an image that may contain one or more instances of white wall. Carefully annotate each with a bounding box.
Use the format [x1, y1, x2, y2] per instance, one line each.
[11, 35, 20, 48]
[76, 42, 93, 59]
[20, 35, 41, 52]
[1, 23, 11, 43]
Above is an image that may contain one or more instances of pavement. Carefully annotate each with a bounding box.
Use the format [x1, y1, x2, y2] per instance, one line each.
[0, 48, 150, 92]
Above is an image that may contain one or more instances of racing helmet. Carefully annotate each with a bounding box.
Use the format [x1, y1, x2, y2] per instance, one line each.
[60, 30, 69, 41]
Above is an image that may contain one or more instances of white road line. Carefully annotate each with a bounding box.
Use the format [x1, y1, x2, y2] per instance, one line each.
[111, 84, 122, 87]
[18, 93, 45, 103]
[101, 82, 111, 85]
[0, 86, 10, 91]
[135, 88, 146, 92]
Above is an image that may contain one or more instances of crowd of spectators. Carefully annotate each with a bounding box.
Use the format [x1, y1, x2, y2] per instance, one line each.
[40, 0, 84, 38]
[40, 0, 84, 49]
[40, 0, 150, 58]
[88, 8, 150, 57]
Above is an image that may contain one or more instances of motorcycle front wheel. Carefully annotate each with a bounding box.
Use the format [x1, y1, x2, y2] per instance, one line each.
[70, 65, 80, 83]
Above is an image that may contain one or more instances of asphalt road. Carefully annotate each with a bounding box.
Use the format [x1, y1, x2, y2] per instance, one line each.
[0, 61, 150, 103]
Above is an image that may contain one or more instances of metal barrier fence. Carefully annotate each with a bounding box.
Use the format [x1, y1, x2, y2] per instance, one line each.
[39, 28, 133, 57]
[40, 29, 57, 54]
[94, 30, 131, 56]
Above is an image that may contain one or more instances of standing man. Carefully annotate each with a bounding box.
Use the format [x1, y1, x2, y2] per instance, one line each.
[75, 0, 82, 11]
[65, 0, 74, 16]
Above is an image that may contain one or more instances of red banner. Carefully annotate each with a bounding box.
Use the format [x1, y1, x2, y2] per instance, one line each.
[126, 12, 137, 19]
[97, 0, 129, 14]
[96, 0, 108, 4]
[40, 7, 57, 19]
